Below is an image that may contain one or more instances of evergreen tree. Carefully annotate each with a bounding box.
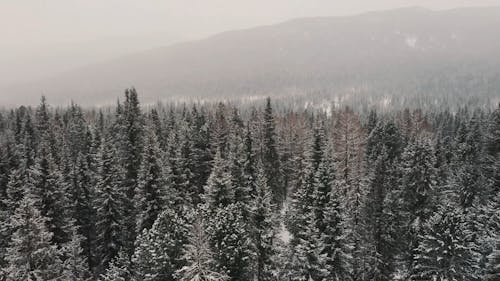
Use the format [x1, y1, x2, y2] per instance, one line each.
[486, 240, 500, 281]
[135, 126, 170, 232]
[286, 212, 327, 281]
[100, 251, 132, 281]
[261, 97, 284, 205]
[71, 152, 98, 272]
[397, 138, 438, 268]
[132, 208, 189, 281]
[363, 149, 398, 281]
[320, 184, 352, 281]
[312, 143, 335, 233]
[28, 132, 72, 244]
[249, 163, 277, 281]
[205, 203, 252, 281]
[410, 204, 480, 281]
[119, 88, 144, 254]
[4, 195, 63, 281]
[61, 229, 92, 281]
[94, 134, 127, 273]
[362, 121, 403, 281]
[189, 105, 213, 204]
[204, 150, 234, 208]
[176, 218, 229, 281]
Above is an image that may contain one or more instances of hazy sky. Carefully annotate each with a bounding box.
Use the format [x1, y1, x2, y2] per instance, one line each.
[1, 0, 499, 87]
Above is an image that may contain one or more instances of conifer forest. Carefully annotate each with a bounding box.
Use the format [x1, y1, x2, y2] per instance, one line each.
[0, 89, 498, 281]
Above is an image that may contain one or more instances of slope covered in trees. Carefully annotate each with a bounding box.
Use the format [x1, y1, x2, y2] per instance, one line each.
[0, 91, 498, 280]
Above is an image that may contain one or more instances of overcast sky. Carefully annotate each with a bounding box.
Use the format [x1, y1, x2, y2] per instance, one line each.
[1, 0, 499, 87]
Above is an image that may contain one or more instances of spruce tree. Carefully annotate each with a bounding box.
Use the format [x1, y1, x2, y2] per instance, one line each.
[61, 229, 92, 281]
[119, 88, 144, 254]
[312, 143, 335, 233]
[132, 208, 190, 281]
[486, 240, 500, 281]
[94, 134, 127, 273]
[135, 126, 170, 232]
[397, 138, 438, 268]
[261, 97, 283, 205]
[176, 218, 229, 281]
[410, 203, 480, 281]
[100, 251, 132, 281]
[4, 195, 63, 281]
[249, 163, 277, 281]
[320, 184, 352, 281]
[28, 132, 72, 245]
[204, 150, 235, 208]
[205, 203, 252, 281]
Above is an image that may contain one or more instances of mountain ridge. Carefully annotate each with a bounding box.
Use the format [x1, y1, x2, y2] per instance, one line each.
[3, 6, 500, 106]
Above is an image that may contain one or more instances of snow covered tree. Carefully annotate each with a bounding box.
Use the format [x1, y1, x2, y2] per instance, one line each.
[320, 185, 352, 281]
[285, 212, 327, 281]
[205, 203, 252, 281]
[410, 203, 480, 281]
[486, 240, 500, 281]
[312, 143, 335, 233]
[204, 150, 234, 208]
[332, 107, 365, 193]
[135, 126, 170, 232]
[61, 229, 92, 281]
[94, 133, 127, 273]
[249, 163, 277, 281]
[132, 208, 190, 281]
[261, 97, 284, 205]
[28, 132, 73, 245]
[176, 218, 229, 281]
[188, 105, 213, 205]
[397, 138, 438, 268]
[483, 105, 500, 196]
[117, 88, 144, 254]
[362, 148, 399, 281]
[4, 195, 63, 281]
[71, 152, 98, 271]
[100, 250, 132, 281]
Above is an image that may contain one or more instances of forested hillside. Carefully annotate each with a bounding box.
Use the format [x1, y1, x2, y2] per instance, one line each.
[4, 7, 500, 106]
[0, 90, 499, 280]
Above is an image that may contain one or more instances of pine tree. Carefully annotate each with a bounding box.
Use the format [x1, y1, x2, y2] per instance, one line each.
[363, 148, 398, 281]
[397, 138, 438, 268]
[249, 163, 277, 281]
[61, 229, 92, 281]
[410, 203, 480, 281]
[119, 88, 144, 254]
[320, 185, 352, 281]
[312, 143, 335, 233]
[484, 105, 500, 196]
[4, 195, 63, 281]
[205, 203, 252, 281]
[261, 97, 284, 205]
[100, 251, 132, 281]
[333, 107, 365, 192]
[132, 208, 189, 281]
[28, 132, 72, 244]
[135, 126, 170, 232]
[189, 105, 213, 205]
[204, 150, 234, 208]
[286, 212, 327, 281]
[176, 218, 229, 281]
[287, 125, 321, 243]
[212, 102, 229, 157]
[94, 134, 127, 273]
[71, 152, 98, 272]
[486, 240, 500, 281]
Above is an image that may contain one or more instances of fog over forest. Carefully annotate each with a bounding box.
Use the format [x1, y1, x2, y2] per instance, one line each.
[1, 2, 499, 281]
